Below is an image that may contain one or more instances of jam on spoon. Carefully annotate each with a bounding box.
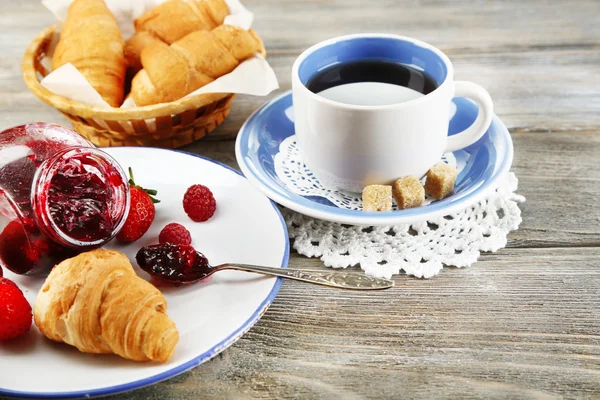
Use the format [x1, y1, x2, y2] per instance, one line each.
[136, 243, 211, 284]
[135, 244, 395, 290]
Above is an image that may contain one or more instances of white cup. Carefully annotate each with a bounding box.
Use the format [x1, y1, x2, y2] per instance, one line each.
[292, 34, 494, 193]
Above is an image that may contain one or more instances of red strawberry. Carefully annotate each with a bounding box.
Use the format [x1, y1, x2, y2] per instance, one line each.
[116, 168, 159, 243]
[0, 277, 32, 341]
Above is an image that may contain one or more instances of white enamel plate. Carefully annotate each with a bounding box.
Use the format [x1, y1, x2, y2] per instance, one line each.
[0, 148, 289, 398]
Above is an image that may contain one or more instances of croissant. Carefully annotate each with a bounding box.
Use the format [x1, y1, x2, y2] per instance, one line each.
[34, 249, 178, 363]
[124, 0, 229, 72]
[52, 0, 126, 107]
[130, 25, 265, 106]
[124, 32, 164, 74]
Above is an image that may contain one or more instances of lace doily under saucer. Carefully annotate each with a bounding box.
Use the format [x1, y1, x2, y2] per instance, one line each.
[283, 171, 524, 279]
[275, 137, 524, 279]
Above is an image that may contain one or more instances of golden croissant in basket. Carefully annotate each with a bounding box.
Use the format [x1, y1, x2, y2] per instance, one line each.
[125, 0, 230, 72]
[52, 0, 126, 107]
[34, 249, 179, 363]
[130, 24, 266, 106]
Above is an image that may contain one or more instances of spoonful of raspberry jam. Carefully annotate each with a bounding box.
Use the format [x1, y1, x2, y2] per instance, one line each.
[135, 243, 394, 290]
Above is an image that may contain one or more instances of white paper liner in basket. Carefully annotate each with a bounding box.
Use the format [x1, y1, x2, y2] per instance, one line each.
[39, 0, 279, 112]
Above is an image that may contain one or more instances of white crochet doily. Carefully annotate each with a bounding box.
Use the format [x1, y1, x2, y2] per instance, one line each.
[274, 137, 525, 278]
[274, 136, 466, 210]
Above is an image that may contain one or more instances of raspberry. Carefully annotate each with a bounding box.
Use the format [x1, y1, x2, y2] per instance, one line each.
[159, 223, 192, 245]
[183, 184, 216, 222]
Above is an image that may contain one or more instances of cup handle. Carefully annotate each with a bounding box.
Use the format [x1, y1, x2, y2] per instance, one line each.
[445, 81, 494, 153]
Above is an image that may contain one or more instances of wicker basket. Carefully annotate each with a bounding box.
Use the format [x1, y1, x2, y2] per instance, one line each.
[22, 26, 235, 148]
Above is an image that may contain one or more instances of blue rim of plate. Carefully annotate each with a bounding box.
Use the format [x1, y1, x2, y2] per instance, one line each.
[0, 149, 290, 399]
[235, 90, 514, 226]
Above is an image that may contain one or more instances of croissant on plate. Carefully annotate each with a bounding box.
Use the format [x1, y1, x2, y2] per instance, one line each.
[130, 24, 265, 106]
[34, 249, 179, 363]
[52, 0, 126, 107]
[124, 0, 230, 72]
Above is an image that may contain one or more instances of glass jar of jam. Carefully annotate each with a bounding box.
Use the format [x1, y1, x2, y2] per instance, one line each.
[0, 123, 130, 275]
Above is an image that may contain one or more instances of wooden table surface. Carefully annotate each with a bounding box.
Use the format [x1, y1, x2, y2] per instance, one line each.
[2, 0, 600, 398]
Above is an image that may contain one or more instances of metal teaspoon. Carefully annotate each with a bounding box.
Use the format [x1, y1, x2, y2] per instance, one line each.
[210, 263, 394, 290]
[136, 245, 394, 290]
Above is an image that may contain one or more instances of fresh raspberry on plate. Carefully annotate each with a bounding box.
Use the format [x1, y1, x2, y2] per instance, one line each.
[159, 223, 192, 245]
[0, 277, 32, 341]
[183, 184, 216, 222]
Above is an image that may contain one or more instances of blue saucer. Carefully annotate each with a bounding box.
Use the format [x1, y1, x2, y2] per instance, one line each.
[235, 91, 513, 226]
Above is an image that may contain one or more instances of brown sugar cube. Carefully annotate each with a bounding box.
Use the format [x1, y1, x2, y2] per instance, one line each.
[362, 185, 392, 212]
[424, 162, 458, 200]
[393, 176, 425, 209]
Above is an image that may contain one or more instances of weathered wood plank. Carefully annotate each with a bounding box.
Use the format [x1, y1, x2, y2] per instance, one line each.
[508, 130, 600, 248]
[1, 1, 599, 134]
[110, 248, 600, 400]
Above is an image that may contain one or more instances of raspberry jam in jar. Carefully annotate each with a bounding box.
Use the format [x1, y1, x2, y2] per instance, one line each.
[0, 123, 129, 274]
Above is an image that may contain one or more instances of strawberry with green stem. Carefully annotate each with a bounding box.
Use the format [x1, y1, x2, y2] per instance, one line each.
[116, 168, 159, 243]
